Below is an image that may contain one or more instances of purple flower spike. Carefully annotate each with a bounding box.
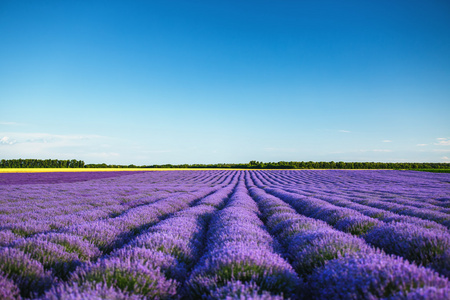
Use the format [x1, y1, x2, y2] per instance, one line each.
[209, 280, 285, 300]
[0, 230, 19, 247]
[307, 251, 449, 299]
[34, 233, 102, 261]
[364, 222, 450, 269]
[11, 238, 80, 278]
[39, 282, 145, 300]
[0, 271, 20, 300]
[288, 228, 372, 275]
[0, 247, 53, 297]
[70, 257, 179, 298]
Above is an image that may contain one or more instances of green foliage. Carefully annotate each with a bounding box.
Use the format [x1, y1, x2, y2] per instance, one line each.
[0, 159, 85, 168]
[142, 161, 450, 170]
[1, 159, 449, 170]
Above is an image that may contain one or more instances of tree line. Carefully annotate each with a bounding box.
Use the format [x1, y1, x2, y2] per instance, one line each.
[143, 160, 450, 170]
[0, 159, 85, 168]
[1, 159, 449, 170]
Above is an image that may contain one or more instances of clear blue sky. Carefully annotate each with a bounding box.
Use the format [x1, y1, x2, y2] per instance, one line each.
[1, 0, 449, 164]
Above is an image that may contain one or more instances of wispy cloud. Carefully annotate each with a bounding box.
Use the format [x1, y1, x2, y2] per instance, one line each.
[0, 121, 26, 126]
[0, 132, 117, 162]
[338, 130, 350, 133]
[434, 138, 450, 146]
[382, 140, 392, 143]
[0, 132, 105, 146]
[416, 144, 428, 147]
[0, 136, 16, 145]
[442, 156, 450, 162]
[372, 149, 392, 153]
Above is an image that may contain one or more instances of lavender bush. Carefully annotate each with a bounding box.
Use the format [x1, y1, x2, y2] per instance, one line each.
[0, 170, 449, 299]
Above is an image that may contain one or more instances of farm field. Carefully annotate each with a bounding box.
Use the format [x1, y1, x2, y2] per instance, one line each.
[0, 170, 449, 299]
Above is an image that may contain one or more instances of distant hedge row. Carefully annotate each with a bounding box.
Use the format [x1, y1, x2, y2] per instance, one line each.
[1, 159, 449, 170]
[144, 161, 450, 170]
[0, 159, 85, 168]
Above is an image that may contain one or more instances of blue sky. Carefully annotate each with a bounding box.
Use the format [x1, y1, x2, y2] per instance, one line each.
[1, 0, 449, 164]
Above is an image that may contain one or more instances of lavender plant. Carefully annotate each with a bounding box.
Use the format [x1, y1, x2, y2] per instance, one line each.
[1, 169, 449, 299]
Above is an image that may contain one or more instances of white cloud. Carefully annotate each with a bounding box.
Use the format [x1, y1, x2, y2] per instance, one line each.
[372, 149, 392, 152]
[0, 136, 16, 145]
[434, 138, 450, 146]
[338, 130, 350, 133]
[416, 144, 428, 147]
[0, 121, 26, 126]
[0, 132, 104, 145]
[382, 140, 392, 143]
[0, 132, 117, 162]
[442, 156, 450, 162]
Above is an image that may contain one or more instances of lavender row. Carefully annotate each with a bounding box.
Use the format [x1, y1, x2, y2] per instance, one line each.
[0, 171, 225, 218]
[0, 171, 145, 185]
[263, 170, 450, 212]
[1, 169, 449, 299]
[282, 185, 449, 232]
[250, 172, 450, 276]
[39, 177, 238, 299]
[255, 170, 450, 229]
[60, 175, 236, 252]
[246, 175, 450, 299]
[0, 185, 183, 219]
[186, 178, 300, 299]
[0, 190, 207, 297]
[0, 172, 238, 298]
[4, 174, 235, 281]
[1, 190, 190, 241]
[0, 172, 233, 241]
[260, 170, 450, 229]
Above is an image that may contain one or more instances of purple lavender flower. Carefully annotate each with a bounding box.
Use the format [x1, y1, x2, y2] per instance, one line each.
[307, 251, 449, 299]
[209, 280, 285, 300]
[387, 286, 450, 300]
[364, 222, 450, 269]
[431, 249, 450, 278]
[62, 221, 128, 252]
[0, 247, 53, 297]
[187, 180, 300, 298]
[131, 232, 198, 266]
[0, 230, 19, 247]
[11, 238, 80, 278]
[110, 246, 187, 281]
[187, 245, 299, 297]
[1, 169, 449, 298]
[0, 271, 20, 300]
[334, 215, 382, 235]
[70, 257, 179, 298]
[287, 228, 372, 276]
[34, 233, 102, 261]
[40, 282, 145, 300]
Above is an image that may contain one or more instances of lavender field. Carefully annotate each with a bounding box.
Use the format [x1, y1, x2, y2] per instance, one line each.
[0, 170, 449, 299]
